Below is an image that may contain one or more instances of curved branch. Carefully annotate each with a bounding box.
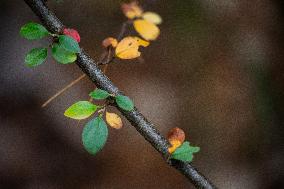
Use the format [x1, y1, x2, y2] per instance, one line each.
[24, 0, 216, 188]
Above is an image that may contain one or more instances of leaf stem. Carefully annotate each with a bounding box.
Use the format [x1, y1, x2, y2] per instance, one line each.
[48, 32, 58, 37]
[41, 74, 86, 107]
[117, 20, 132, 41]
[97, 106, 106, 115]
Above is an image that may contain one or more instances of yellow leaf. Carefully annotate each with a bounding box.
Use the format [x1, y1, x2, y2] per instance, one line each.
[121, 1, 143, 19]
[115, 36, 149, 59]
[168, 140, 182, 154]
[134, 37, 149, 47]
[106, 112, 123, 129]
[102, 37, 118, 48]
[142, 12, 162, 25]
[133, 19, 160, 41]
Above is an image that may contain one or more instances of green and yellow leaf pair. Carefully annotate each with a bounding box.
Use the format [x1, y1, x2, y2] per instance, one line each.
[64, 89, 134, 120]
[64, 89, 134, 155]
[81, 112, 123, 155]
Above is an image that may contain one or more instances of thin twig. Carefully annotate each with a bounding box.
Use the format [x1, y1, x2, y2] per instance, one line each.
[117, 20, 131, 41]
[100, 20, 130, 65]
[41, 74, 86, 107]
[24, 1, 216, 188]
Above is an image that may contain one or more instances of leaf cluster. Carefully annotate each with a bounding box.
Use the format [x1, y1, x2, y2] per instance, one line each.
[20, 22, 80, 67]
[64, 89, 134, 155]
[20, 2, 201, 164]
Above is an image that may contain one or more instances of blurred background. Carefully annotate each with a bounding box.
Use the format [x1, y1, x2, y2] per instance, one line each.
[0, 0, 283, 188]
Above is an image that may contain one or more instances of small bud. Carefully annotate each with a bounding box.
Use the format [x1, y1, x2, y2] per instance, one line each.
[121, 1, 143, 19]
[167, 127, 185, 143]
[167, 127, 186, 153]
[102, 37, 118, 48]
[63, 28, 80, 42]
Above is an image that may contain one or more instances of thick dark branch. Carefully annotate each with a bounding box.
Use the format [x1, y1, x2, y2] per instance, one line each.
[24, 0, 216, 188]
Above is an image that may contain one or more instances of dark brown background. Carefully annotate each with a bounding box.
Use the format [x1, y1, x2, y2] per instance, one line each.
[0, 0, 283, 188]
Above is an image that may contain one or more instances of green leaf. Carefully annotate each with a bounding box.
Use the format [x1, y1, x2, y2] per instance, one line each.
[20, 22, 49, 40]
[52, 43, 77, 64]
[89, 89, 110, 100]
[115, 95, 134, 111]
[171, 141, 200, 162]
[25, 47, 47, 67]
[82, 117, 108, 155]
[64, 101, 97, 120]
[58, 35, 80, 53]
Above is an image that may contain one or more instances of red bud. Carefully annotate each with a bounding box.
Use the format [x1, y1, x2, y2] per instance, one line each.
[63, 28, 80, 42]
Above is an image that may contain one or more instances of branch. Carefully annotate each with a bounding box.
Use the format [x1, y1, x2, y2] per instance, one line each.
[24, 0, 216, 188]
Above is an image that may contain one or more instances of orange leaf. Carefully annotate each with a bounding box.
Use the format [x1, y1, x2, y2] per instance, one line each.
[133, 19, 160, 41]
[121, 1, 143, 19]
[134, 37, 150, 47]
[115, 36, 149, 59]
[167, 127, 186, 143]
[167, 127, 186, 153]
[105, 112, 123, 129]
[102, 37, 118, 48]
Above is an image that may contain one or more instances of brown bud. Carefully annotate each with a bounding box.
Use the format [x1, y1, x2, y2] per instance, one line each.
[102, 37, 118, 48]
[121, 1, 143, 19]
[167, 127, 185, 153]
[167, 127, 185, 143]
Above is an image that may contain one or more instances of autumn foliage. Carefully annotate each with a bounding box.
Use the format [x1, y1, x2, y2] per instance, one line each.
[20, 1, 200, 163]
